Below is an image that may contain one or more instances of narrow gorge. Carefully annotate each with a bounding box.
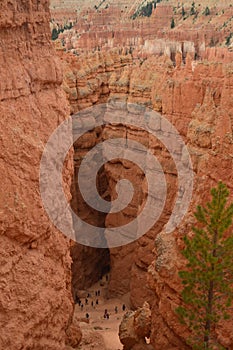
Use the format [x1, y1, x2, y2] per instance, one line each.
[1, 0, 233, 350]
[60, 44, 233, 349]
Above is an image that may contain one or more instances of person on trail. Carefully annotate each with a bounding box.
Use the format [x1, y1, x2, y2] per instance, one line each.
[104, 309, 108, 318]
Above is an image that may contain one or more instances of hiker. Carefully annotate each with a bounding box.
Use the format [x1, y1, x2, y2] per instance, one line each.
[104, 309, 108, 319]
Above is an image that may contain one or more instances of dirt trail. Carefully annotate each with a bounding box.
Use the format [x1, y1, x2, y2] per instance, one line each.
[75, 276, 128, 350]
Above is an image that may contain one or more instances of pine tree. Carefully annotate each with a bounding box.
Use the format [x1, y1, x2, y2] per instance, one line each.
[225, 33, 232, 46]
[204, 6, 210, 16]
[51, 28, 59, 41]
[190, 1, 196, 15]
[171, 18, 175, 29]
[176, 182, 233, 350]
[182, 5, 185, 17]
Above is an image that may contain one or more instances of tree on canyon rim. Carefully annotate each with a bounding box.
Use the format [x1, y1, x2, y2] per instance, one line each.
[176, 182, 233, 350]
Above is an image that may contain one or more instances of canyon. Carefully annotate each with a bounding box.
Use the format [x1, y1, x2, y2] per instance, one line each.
[59, 43, 233, 349]
[50, 0, 233, 57]
[1, 0, 233, 350]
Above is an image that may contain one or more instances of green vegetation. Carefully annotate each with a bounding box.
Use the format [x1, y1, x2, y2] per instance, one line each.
[94, 0, 106, 10]
[64, 22, 73, 30]
[182, 5, 185, 17]
[190, 1, 196, 15]
[51, 28, 59, 41]
[171, 17, 175, 28]
[204, 6, 210, 16]
[132, 0, 160, 19]
[51, 22, 73, 41]
[176, 182, 233, 350]
[226, 33, 233, 46]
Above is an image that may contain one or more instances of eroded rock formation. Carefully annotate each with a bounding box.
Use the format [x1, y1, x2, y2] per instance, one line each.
[51, 1, 233, 57]
[119, 302, 153, 350]
[0, 1, 79, 349]
[147, 55, 233, 349]
[49, 1, 233, 348]
[59, 44, 233, 349]
[2, 0, 233, 348]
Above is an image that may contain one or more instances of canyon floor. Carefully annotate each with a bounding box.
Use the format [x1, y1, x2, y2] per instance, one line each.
[74, 277, 130, 350]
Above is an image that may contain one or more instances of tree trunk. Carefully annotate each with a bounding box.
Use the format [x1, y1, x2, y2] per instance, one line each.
[204, 279, 214, 348]
[204, 228, 218, 349]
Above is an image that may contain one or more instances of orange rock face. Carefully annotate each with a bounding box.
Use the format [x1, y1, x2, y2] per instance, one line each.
[51, 0, 233, 60]
[147, 54, 233, 350]
[2, 0, 233, 348]
[119, 302, 152, 350]
[0, 1, 78, 349]
[59, 44, 233, 348]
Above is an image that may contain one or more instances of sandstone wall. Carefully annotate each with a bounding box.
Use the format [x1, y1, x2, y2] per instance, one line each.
[0, 1, 76, 349]
[148, 56, 233, 349]
[52, 1, 232, 57]
[60, 46, 233, 348]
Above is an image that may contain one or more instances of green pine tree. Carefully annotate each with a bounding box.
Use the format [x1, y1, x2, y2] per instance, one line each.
[225, 33, 232, 46]
[190, 1, 196, 15]
[51, 28, 59, 41]
[182, 5, 185, 17]
[204, 6, 210, 16]
[176, 182, 233, 350]
[171, 17, 175, 29]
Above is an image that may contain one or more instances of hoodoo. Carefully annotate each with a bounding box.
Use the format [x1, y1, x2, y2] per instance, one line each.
[1, 0, 233, 349]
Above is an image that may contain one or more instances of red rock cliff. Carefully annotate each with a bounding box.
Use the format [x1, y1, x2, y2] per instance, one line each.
[59, 46, 233, 349]
[0, 1, 76, 349]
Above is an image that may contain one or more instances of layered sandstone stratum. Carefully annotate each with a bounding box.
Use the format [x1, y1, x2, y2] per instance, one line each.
[0, 1, 81, 349]
[56, 11, 233, 349]
[50, 0, 233, 56]
[1, 0, 233, 350]
[54, 0, 233, 349]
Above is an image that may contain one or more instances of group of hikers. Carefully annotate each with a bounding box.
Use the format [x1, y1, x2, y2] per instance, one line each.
[84, 303, 127, 320]
[75, 292, 100, 309]
[75, 274, 127, 321]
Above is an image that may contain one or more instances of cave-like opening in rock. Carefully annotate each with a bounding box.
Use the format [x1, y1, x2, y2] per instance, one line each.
[71, 244, 111, 300]
[70, 132, 112, 299]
